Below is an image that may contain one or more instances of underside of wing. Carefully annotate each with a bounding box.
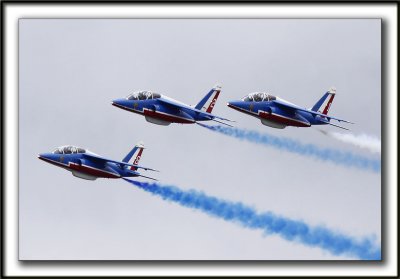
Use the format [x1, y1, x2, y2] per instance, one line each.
[136, 174, 158, 181]
[211, 119, 234, 127]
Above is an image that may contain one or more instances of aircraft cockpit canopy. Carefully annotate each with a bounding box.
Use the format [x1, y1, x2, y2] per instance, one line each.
[241, 92, 276, 102]
[53, 145, 86, 154]
[126, 91, 161, 101]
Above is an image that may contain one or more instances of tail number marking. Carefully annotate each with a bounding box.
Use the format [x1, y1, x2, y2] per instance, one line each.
[134, 156, 141, 165]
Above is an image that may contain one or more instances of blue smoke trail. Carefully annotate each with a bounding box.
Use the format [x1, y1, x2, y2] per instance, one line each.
[124, 179, 381, 260]
[197, 123, 380, 173]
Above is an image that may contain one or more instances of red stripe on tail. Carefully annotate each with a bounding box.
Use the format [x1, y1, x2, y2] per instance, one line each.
[206, 91, 220, 113]
[130, 148, 143, 170]
[322, 94, 335, 115]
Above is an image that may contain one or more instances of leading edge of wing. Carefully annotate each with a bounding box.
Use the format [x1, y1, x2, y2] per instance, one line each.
[82, 153, 159, 172]
[272, 99, 354, 124]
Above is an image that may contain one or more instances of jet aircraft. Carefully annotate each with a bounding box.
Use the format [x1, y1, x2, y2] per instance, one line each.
[38, 142, 158, 181]
[227, 87, 353, 130]
[112, 85, 233, 126]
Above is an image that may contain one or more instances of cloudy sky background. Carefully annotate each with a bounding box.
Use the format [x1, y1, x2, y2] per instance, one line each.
[19, 19, 380, 260]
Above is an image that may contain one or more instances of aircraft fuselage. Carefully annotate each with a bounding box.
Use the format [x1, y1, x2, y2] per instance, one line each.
[112, 97, 212, 125]
[227, 100, 328, 129]
[38, 153, 140, 180]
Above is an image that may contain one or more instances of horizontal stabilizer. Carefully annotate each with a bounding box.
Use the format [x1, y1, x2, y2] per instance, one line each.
[335, 119, 355, 125]
[211, 119, 234, 127]
[319, 119, 350, 131]
[124, 175, 158, 182]
[137, 174, 158, 181]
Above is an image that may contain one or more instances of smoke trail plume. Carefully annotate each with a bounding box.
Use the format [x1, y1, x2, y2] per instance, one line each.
[197, 123, 380, 173]
[124, 179, 381, 260]
[319, 130, 381, 154]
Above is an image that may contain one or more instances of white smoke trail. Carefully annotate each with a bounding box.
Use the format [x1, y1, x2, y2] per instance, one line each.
[324, 131, 381, 154]
[198, 124, 381, 173]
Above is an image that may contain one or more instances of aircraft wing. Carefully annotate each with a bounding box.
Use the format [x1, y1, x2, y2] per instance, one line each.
[158, 98, 235, 123]
[157, 97, 188, 110]
[82, 153, 159, 172]
[272, 99, 354, 124]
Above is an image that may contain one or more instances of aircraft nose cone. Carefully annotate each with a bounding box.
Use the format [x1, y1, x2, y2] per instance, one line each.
[38, 153, 51, 161]
[227, 101, 241, 109]
[112, 98, 128, 108]
[38, 152, 59, 162]
[38, 153, 49, 162]
[112, 99, 121, 106]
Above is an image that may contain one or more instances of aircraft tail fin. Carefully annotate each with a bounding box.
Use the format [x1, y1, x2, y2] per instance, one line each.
[194, 84, 222, 113]
[311, 87, 336, 115]
[122, 141, 145, 171]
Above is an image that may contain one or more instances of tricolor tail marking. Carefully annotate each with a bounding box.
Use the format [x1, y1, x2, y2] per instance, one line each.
[320, 93, 335, 115]
[311, 88, 336, 115]
[131, 147, 144, 171]
[195, 85, 222, 113]
[206, 90, 221, 113]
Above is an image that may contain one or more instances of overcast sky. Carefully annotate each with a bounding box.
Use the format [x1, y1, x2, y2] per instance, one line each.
[19, 19, 380, 260]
